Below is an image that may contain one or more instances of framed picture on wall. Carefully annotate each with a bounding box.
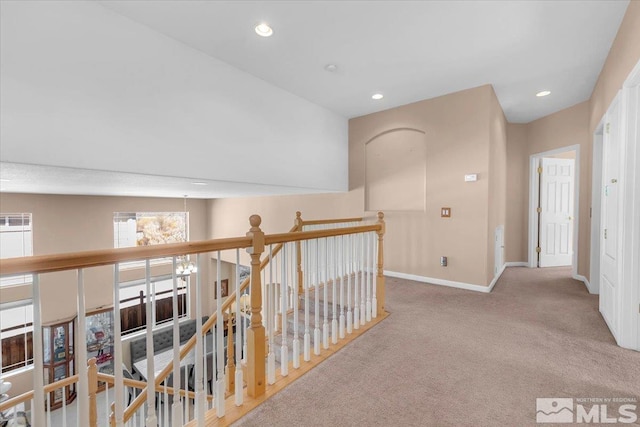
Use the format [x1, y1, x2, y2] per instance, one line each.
[86, 307, 114, 391]
[214, 279, 229, 299]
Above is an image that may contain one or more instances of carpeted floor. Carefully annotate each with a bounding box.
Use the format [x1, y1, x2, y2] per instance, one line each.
[233, 267, 640, 426]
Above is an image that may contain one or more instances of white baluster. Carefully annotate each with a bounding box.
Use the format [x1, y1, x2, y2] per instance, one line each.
[372, 231, 378, 318]
[339, 235, 346, 339]
[366, 232, 372, 322]
[62, 389, 67, 427]
[332, 236, 338, 344]
[143, 260, 157, 427]
[292, 242, 301, 369]
[360, 233, 366, 325]
[46, 391, 51, 427]
[183, 364, 188, 424]
[113, 265, 125, 427]
[105, 382, 110, 425]
[215, 252, 225, 416]
[267, 245, 276, 385]
[323, 237, 329, 350]
[195, 254, 205, 425]
[314, 239, 321, 356]
[171, 258, 183, 425]
[234, 249, 243, 406]
[353, 237, 360, 330]
[31, 274, 45, 427]
[76, 269, 90, 427]
[280, 244, 289, 377]
[303, 240, 311, 362]
[347, 233, 353, 334]
[163, 384, 169, 424]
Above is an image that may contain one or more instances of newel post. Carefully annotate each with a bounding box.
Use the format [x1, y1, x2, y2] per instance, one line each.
[246, 214, 266, 397]
[376, 212, 386, 314]
[87, 358, 98, 427]
[295, 211, 304, 296]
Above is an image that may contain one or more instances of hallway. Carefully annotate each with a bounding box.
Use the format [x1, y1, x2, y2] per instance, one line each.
[234, 267, 640, 426]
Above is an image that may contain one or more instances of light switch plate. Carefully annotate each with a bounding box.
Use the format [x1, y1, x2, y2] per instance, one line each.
[441, 207, 451, 218]
[464, 174, 478, 182]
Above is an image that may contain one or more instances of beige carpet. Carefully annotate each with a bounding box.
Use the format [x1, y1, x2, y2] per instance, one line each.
[233, 267, 640, 426]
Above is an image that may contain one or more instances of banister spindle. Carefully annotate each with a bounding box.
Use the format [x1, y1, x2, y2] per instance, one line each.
[195, 254, 206, 424]
[304, 240, 311, 362]
[366, 232, 372, 322]
[171, 257, 183, 425]
[280, 244, 289, 377]
[376, 212, 386, 315]
[339, 235, 345, 339]
[267, 245, 276, 385]
[347, 233, 353, 334]
[331, 237, 338, 344]
[31, 274, 45, 427]
[314, 239, 321, 356]
[360, 232, 366, 326]
[323, 237, 329, 350]
[76, 269, 90, 427]
[144, 260, 158, 426]
[293, 241, 301, 369]
[113, 265, 124, 427]
[246, 215, 266, 398]
[215, 252, 225, 416]
[234, 249, 243, 406]
[353, 235, 360, 330]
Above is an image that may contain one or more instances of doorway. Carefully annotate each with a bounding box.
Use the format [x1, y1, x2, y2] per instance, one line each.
[528, 145, 580, 274]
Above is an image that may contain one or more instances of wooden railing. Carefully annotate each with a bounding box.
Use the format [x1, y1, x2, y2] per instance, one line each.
[0, 211, 385, 427]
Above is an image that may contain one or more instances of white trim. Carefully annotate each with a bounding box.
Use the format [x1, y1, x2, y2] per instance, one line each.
[385, 264, 509, 294]
[528, 144, 581, 276]
[505, 261, 528, 267]
[589, 120, 605, 295]
[572, 274, 595, 294]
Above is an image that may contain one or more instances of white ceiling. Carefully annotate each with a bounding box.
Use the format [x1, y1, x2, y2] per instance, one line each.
[0, 1, 630, 199]
[99, 0, 629, 123]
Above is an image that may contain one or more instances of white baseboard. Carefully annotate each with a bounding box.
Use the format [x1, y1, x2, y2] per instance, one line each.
[487, 264, 507, 292]
[572, 274, 596, 294]
[384, 270, 493, 293]
[505, 261, 528, 267]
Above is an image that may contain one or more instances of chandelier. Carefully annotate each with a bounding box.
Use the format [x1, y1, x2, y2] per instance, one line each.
[176, 256, 197, 276]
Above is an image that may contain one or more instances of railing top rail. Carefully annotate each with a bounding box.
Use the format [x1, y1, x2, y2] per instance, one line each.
[0, 221, 381, 277]
[265, 223, 381, 245]
[300, 216, 363, 226]
[0, 235, 252, 276]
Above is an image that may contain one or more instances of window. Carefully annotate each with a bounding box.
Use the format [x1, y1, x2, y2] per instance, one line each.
[0, 213, 33, 287]
[113, 212, 187, 248]
[113, 212, 190, 334]
[0, 300, 34, 373]
[119, 277, 188, 335]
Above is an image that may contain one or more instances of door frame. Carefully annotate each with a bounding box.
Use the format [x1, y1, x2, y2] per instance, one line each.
[527, 144, 581, 277]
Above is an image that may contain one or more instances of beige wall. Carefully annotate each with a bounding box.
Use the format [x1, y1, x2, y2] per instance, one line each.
[210, 85, 499, 287]
[505, 124, 528, 263]
[487, 86, 508, 283]
[589, 0, 640, 133]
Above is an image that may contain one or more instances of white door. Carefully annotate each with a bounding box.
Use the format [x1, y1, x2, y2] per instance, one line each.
[600, 96, 621, 334]
[539, 158, 575, 267]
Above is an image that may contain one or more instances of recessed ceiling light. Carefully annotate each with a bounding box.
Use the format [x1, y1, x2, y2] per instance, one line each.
[325, 64, 338, 72]
[255, 23, 273, 37]
[536, 90, 551, 97]
[191, 182, 207, 186]
[372, 93, 384, 100]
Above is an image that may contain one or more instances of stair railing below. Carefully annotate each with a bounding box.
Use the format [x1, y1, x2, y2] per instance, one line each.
[0, 211, 386, 427]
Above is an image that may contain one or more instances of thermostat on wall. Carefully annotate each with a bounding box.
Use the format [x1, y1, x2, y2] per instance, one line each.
[464, 174, 478, 182]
